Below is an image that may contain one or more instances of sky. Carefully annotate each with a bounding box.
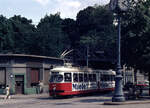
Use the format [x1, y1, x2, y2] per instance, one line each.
[0, 0, 109, 24]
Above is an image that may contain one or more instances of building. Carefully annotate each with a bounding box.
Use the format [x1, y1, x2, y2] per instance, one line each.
[122, 66, 148, 85]
[0, 54, 63, 95]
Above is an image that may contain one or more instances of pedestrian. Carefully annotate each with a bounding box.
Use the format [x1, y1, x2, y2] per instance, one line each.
[39, 80, 44, 93]
[4, 85, 10, 99]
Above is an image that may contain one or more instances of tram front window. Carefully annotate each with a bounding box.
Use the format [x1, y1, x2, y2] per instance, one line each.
[50, 73, 63, 83]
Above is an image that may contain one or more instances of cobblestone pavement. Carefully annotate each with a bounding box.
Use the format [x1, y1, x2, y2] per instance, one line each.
[0, 93, 150, 108]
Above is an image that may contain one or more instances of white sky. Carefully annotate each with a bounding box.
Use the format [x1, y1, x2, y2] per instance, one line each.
[0, 0, 109, 24]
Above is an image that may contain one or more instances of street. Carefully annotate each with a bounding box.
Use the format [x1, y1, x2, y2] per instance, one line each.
[0, 93, 150, 108]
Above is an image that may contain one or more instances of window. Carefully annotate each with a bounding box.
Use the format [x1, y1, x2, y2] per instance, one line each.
[101, 75, 111, 81]
[49, 72, 63, 83]
[89, 74, 93, 82]
[93, 74, 96, 82]
[73, 73, 78, 82]
[111, 75, 115, 81]
[84, 74, 88, 82]
[79, 73, 83, 82]
[51, 75, 63, 82]
[101, 75, 104, 81]
[64, 73, 72, 82]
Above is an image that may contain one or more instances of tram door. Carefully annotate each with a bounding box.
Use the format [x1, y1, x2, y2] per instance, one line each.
[15, 75, 24, 94]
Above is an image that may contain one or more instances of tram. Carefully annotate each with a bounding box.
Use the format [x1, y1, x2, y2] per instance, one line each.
[49, 66, 116, 97]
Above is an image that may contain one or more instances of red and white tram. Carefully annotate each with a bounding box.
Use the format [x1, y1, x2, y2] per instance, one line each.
[49, 66, 115, 97]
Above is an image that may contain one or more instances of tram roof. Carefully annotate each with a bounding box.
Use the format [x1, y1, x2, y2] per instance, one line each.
[51, 66, 93, 72]
[51, 66, 115, 75]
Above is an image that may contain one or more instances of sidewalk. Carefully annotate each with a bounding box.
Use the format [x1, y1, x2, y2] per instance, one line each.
[0, 93, 49, 106]
[104, 97, 150, 105]
[0, 93, 49, 99]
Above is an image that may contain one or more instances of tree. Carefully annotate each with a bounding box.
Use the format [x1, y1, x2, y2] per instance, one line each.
[0, 15, 14, 53]
[9, 15, 36, 54]
[121, 0, 150, 72]
[37, 13, 70, 57]
[76, 5, 116, 61]
[62, 18, 79, 48]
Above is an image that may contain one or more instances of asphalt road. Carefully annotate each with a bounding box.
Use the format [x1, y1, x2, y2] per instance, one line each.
[0, 93, 150, 108]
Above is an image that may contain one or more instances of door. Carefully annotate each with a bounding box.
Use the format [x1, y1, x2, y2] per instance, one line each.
[30, 69, 39, 85]
[44, 69, 50, 85]
[15, 75, 24, 94]
[0, 68, 6, 88]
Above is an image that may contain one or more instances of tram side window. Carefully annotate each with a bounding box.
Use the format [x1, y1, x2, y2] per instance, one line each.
[73, 73, 78, 82]
[104, 75, 107, 81]
[79, 73, 83, 82]
[101, 75, 103, 81]
[93, 74, 96, 82]
[64, 73, 72, 82]
[101, 75, 106, 81]
[101, 75, 110, 81]
[84, 73, 88, 82]
[111, 75, 115, 81]
[89, 74, 93, 82]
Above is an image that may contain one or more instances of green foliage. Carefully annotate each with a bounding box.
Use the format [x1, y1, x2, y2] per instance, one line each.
[121, 0, 150, 72]
[0, 5, 117, 62]
[0, 15, 14, 53]
[77, 6, 116, 60]
[37, 13, 70, 57]
[62, 18, 79, 48]
[0, 15, 37, 54]
[0, 1, 150, 73]
[9, 15, 36, 54]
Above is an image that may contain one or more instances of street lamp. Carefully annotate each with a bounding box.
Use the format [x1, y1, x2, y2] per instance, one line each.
[109, 0, 129, 102]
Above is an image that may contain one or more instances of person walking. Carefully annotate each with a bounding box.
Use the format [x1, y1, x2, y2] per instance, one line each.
[4, 85, 10, 99]
[39, 80, 44, 93]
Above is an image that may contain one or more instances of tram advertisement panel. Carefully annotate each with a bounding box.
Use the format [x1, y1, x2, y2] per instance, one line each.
[72, 82, 97, 91]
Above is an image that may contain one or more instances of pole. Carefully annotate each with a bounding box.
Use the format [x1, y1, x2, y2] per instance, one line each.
[86, 45, 89, 68]
[112, 15, 125, 102]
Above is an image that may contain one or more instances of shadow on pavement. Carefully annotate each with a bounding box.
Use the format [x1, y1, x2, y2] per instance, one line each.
[54, 102, 74, 105]
[76, 98, 112, 103]
[37, 97, 52, 100]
